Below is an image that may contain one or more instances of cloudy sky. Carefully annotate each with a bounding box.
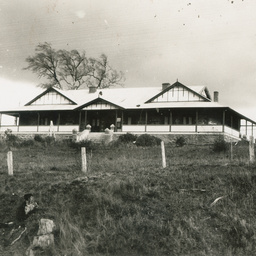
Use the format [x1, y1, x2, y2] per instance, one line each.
[0, 0, 256, 119]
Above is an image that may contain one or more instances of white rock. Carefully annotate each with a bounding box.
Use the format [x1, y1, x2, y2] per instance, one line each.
[32, 234, 54, 249]
[37, 218, 55, 235]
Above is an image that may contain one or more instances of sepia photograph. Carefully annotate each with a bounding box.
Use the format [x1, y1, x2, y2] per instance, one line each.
[0, 0, 256, 255]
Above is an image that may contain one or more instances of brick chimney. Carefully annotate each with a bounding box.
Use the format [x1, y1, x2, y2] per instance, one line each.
[213, 91, 219, 102]
[162, 83, 170, 90]
[89, 86, 97, 93]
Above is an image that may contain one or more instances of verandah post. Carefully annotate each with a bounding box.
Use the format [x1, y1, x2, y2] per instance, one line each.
[161, 141, 166, 168]
[115, 110, 118, 132]
[81, 147, 87, 173]
[57, 112, 60, 132]
[37, 112, 40, 132]
[195, 110, 198, 132]
[85, 110, 88, 124]
[222, 110, 226, 133]
[246, 120, 248, 137]
[230, 116, 233, 161]
[169, 110, 172, 132]
[7, 151, 13, 176]
[145, 111, 148, 132]
[17, 114, 20, 132]
[79, 111, 82, 132]
[121, 111, 124, 132]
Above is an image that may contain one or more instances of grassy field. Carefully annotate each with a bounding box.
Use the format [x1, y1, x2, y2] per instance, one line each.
[0, 137, 256, 255]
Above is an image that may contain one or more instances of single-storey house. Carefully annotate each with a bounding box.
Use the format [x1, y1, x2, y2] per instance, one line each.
[0, 81, 255, 141]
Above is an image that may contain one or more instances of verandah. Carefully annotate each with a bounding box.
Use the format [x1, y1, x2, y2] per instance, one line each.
[0, 108, 251, 139]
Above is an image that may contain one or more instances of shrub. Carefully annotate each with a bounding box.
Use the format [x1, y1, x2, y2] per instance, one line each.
[118, 133, 137, 144]
[72, 129, 78, 134]
[109, 139, 136, 149]
[4, 129, 12, 137]
[0, 138, 6, 148]
[175, 137, 186, 147]
[20, 139, 35, 147]
[34, 134, 45, 143]
[135, 134, 161, 147]
[4, 129, 19, 146]
[213, 138, 229, 152]
[45, 136, 56, 145]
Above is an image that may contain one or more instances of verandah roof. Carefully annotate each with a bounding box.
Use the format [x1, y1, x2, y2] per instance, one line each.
[0, 105, 76, 114]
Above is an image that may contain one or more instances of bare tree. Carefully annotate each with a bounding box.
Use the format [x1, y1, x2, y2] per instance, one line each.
[87, 54, 124, 89]
[57, 49, 91, 90]
[24, 43, 125, 90]
[24, 42, 62, 89]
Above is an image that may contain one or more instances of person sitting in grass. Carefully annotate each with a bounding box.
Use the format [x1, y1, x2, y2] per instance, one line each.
[4, 194, 39, 247]
[16, 193, 38, 227]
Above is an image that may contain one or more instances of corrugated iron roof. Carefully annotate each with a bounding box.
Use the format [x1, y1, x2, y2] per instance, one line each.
[56, 86, 214, 109]
[0, 104, 76, 112]
[1, 84, 255, 123]
[56, 87, 161, 107]
[0, 85, 223, 112]
[135, 101, 227, 109]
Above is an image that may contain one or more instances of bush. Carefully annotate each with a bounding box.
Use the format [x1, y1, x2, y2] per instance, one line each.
[175, 137, 186, 147]
[45, 136, 56, 145]
[20, 139, 35, 147]
[109, 139, 136, 149]
[72, 129, 78, 134]
[118, 133, 137, 144]
[213, 138, 229, 152]
[4, 129, 19, 146]
[34, 134, 45, 143]
[4, 129, 12, 137]
[135, 134, 161, 147]
[0, 138, 6, 148]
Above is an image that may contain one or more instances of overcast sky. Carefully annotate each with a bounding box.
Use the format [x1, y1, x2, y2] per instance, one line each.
[0, 0, 256, 119]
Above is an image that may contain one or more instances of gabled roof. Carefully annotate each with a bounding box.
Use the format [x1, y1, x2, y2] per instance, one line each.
[74, 97, 125, 110]
[25, 87, 77, 106]
[59, 87, 161, 108]
[145, 81, 211, 103]
[22, 81, 214, 110]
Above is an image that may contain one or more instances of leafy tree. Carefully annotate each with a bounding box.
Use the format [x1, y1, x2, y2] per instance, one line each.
[24, 42, 125, 90]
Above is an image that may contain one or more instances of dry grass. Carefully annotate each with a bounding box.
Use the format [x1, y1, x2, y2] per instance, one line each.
[0, 139, 255, 255]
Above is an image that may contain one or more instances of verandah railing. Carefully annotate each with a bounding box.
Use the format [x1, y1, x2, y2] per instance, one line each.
[0, 124, 240, 138]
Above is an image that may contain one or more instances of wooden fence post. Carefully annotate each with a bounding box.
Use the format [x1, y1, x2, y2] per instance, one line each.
[249, 136, 255, 164]
[81, 147, 87, 173]
[161, 141, 166, 168]
[230, 140, 233, 161]
[7, 151, 13, 176]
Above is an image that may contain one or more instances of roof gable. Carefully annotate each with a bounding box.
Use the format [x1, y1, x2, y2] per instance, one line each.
[22, 82, 213, 110]
[25, 88, 77, 106]
[75, 97, 124, 110]
[145, 81, 211, 103]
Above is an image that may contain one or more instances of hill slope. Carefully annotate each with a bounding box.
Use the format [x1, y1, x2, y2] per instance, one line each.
[0, 141, 255, 255]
